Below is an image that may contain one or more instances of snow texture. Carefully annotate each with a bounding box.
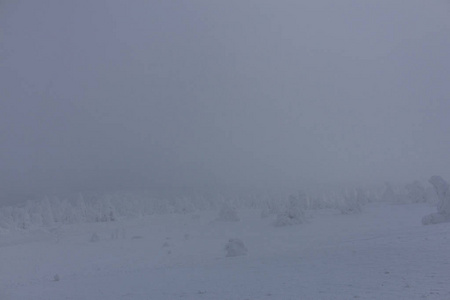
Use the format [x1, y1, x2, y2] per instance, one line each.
[1, 198, 450, 300]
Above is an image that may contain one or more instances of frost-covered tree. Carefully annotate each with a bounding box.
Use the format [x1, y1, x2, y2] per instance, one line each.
[425, 186, 439, 205]
[274, 195, 305, 226]
[41, 197, 55, 226]
[74, 193, 88, 222]
[430, 176, 450, 215]
[422, 176, 450, 225]
[382, 183, 409, 203]
[382, 183, 396, 202]
[97, 196, 116, 222]
[18, 208, 31, 229]
[338, 189, 362, 215]
[405, 181, 427, 203]
[356, 188, 369, 205]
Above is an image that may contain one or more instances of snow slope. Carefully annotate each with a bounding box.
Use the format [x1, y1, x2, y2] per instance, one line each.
[1, 202, 449, 300]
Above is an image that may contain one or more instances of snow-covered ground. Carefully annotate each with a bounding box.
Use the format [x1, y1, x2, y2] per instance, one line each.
[1, 202, 449, 300]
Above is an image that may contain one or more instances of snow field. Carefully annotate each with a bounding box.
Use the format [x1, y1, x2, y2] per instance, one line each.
[1, 201, 450, 299]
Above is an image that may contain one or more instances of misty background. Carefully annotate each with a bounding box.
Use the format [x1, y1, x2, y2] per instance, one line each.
[1, 1, 450, 203]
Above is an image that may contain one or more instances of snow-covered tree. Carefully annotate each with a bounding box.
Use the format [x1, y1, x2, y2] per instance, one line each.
[382, 183, 396, 202]
[74, 193, 88, 222]
[41, 197, 55, 226]
[405, 181, 427, 203]
[430, 176, 450, 215]
[338, 190, 362, 215]
[422, 176, 450, 225]
[274, 195, 305, 226]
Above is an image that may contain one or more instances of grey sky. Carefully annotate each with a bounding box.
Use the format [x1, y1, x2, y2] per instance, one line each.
[1, 1, 450, 199]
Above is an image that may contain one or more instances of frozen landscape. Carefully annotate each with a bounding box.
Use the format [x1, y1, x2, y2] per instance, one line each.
[2, 1, 450, 299]
[1, 180, 450, 300]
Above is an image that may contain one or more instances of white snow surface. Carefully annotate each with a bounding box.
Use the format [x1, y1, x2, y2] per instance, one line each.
[1, 202, 449, 300]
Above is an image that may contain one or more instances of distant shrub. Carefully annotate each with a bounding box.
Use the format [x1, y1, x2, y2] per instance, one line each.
[406, 181, 427, 203]
[338, 190, 362, 215]
[274, 196, 305, 227]
[260, 201, 280, 218]
[225, 238, 247, 257]
[217, 204, 240, 222]
[422, 213, 449, 225]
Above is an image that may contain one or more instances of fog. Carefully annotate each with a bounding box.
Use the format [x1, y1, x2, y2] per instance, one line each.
[1, 1, 450, 202]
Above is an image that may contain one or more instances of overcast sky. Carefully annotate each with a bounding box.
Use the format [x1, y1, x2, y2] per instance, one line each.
[1, 1, 450, 200]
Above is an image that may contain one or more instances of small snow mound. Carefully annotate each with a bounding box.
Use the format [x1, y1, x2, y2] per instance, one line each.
[217, 204, 240, 222]
[225, 238, 247, 257]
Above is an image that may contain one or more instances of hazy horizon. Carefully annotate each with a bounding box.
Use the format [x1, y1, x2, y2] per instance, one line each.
[1, 1, 450, 202]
